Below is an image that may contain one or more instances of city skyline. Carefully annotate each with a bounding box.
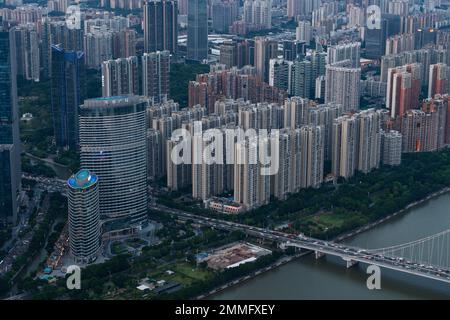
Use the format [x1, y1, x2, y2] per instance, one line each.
[1, 0, 450, 304]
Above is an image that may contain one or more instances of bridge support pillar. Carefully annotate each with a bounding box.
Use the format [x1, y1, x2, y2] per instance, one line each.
[343, 258, 359, 269]
[315, 251, 325, 259]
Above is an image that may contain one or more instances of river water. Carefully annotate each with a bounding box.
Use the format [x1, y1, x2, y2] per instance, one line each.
[212, 193, 450, 299]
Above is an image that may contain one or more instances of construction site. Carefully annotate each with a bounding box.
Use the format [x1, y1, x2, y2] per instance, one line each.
[200, 242, 272, 270]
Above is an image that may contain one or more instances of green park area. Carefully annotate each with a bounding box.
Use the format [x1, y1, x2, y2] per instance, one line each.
[147, 262, 214, 288]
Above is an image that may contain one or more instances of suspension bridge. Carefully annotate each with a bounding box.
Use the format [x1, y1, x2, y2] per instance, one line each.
[281, 229, 450, 284]
[152, 204, 450, 284]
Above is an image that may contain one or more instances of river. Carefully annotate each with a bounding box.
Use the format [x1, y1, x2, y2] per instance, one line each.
[212, 192, 450, 299]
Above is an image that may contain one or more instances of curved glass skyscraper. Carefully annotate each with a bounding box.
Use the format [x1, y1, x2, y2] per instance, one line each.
[79, 96, 148, 230]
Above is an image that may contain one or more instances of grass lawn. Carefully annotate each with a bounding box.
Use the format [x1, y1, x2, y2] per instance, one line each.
[147, 262, 213, 287]
[111, 242, 128, 255]
[311, 212, 347, 228]
[302, 211, 369, 236]
[172, 263, 213, 282]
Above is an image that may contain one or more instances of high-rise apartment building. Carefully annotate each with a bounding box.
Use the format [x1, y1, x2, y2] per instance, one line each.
[147, 128, 163, 180]
[101, 56, 140, 97]
[328, 42, 361, 69]
[299, 125, 325, 188]
[113, 29, 137, 59]
[142, 51, 170, 104]
[380, 48, 443, 84]
[386, 63, 422, 118]
[188, 66, 287, 111]
[310, 50, 327, 97]
[381, 130, 402, 166]
[293, 59, 312, 98]
[211, 0, 238, 34]
[254, 37, 278, 82]
[243, 0, 272, 30]
[167, 138, 192, 191]
[332, 115, 358, 179]
[281, 125, 324, 194]
[428, 63, 449, 98]
[287, 0, 320, 17]
[47, 0, 69, 13]
[308, 103, 343, 161]
[101, 0, 142, 9]
[11, 24, 40, 82]
[356, 110, 382, 174]
[401, 109, 440, 153]
[332, 109, 382, 179]
[385, 33, 415, 56]
[284, 96, 309, 129]
[325, 60, 361, 112]
[347, 4, 365, 28]
[192, 126, 226, 200]
[2, 3, 46, 24]
[387, 0, 409, 16]
[421, 97, 447, 150]
[220, 41, 238, 69]
[234, 137, 270, 210]
[269, 58, 295, 94]
[143, 0, 178, 55]
[83, 27, 114, 69]
[152, 115, 175, 176]
[282, 40, 306, 62]
[271, 129, 292, 200]
[296, 21, 312, 44]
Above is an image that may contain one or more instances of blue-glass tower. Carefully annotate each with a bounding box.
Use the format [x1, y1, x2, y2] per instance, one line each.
[50, 45, 85, 150]
[0, 27, 20, 226]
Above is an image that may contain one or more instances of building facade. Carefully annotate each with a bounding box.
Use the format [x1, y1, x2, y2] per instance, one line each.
[50, 45, 85, 150]
[0, 28, 21, 226]
[325, 61, 361, 112]
[143, 0, 178, 55]
[187, 0, 208, 62]
[101, 56, 140, 97]
[67, 169, 101, 264]
[142, 51, 170, 104]
[79, 96, 148, 227]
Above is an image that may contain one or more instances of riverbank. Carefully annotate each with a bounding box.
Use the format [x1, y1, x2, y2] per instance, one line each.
[334, 186, 450, 243]
[199, 186, 450, 300]
[196, 253, 307, 300]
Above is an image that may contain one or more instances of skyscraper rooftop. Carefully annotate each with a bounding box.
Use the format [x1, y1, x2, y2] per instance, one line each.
[67, 169, 98, 190]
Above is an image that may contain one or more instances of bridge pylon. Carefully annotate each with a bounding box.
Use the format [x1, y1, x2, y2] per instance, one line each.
[315, 251, 325, 259]
[343, 257, 359, 268]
